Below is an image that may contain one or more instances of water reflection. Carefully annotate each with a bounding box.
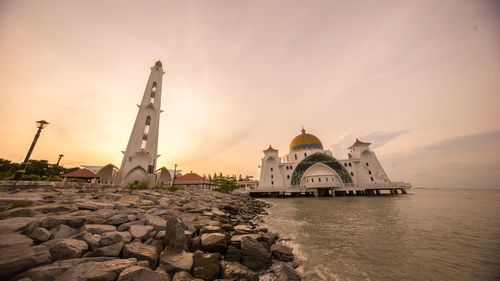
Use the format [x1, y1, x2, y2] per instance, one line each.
[264, 189, 500, 281]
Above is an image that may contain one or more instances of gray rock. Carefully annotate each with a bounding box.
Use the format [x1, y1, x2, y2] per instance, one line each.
[117, 265, 170, 281]
[108, 214, 129, 225]
[82, 224, 116, 235]
[192, 250, 220, 281]
[0, 207, 37, 219]
[145, 214, 167, 231]
[0, 217, 35, 233]
[49, 239, 88, 261]
[273, 262, 302, 281]
[0, 245, 51, 278]
[100, 231, 132, 246]
[199, 225, 223, 235]
[15, 257, 116, 281]
[200, 233, 227, 253]
[271, 244, 294, 262]
[71, 231, 100, 251]
[159, 249, 193, 273]
[41, 215, 87, 229]
[172, 271, 203, 281]
[52, 224, 77, 239]
[241, 236, 271, 271]
[220, 260, 258, 281]
[54, 258, 137, 281]
[123, 242, 158, 269]
[0, 233, 33, 248]
[84, 241, 124, 257]
[129, 225, 153, 240]
[234, 224, 254, 234]
[28, 227, 51, 242]
[164, 216, 187, 251]
[117, 219, 146, 231]
[225, 245, 242, 262]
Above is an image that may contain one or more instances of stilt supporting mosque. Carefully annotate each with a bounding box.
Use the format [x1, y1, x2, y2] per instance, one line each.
[247, 186, 409, 198]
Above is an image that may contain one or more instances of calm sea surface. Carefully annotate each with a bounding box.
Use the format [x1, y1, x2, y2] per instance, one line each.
[263, 188, 500, 281]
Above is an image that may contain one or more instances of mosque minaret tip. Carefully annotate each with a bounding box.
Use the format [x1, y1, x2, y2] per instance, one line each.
[118, 60, 165, 185]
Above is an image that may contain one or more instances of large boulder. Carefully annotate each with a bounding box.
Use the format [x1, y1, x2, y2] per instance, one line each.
[49, 239, 88, 261]
[159, 249, 193, 273]
[220, 260, 258, 281]
[14, 257, 116, 281]
[0, 233, 33, 248]
[271, 243, 295, 262]
[192, 250, 220, 281]
[200, 233, 227, 253]
[164, 216, 187, 251]
[41, 215, 87, 229]
[54, 258, 137, 281]
[52, 224, 78, 239]
[273, 262, 302, 281]
[241, 236, 271, 271]
[122, 242, 158, 269]
[225, 245, 242, 262]
[28, 227, 51, 242]
[0, 217, 35, 233]
[0, 245, 51, 278]
[117, 265, 170, 281]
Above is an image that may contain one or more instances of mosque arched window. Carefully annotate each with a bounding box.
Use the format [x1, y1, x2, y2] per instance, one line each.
[350, 172, 354, 176]
[270, 168, 273, 171]
[311, 178, 314, 183]
[366, 162, 369, 167]
[294, 154, 297, 160]
[344, 163, 348, 167]
[271, 175, 273, 179]
[304, 153, 307, 157]
[141, 116, 151, 150]
[287, 175, 290, 179]
[326, 177, 328, 182]
[370, 177, 374, 181]
[271, 181, 274, 185]
[368, 170, 372, 175]
[318, 178, 321, 182]
[150, 82, 157, 103]
[349, 162, 352, 167]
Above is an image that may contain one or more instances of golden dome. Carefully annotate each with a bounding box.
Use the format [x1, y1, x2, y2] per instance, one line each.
[289, 128, 323, 152]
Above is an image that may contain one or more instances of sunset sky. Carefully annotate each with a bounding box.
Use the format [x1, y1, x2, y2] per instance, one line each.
[1, 0, 499, 188]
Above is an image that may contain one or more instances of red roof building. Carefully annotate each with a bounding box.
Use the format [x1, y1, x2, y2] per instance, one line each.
[61, 168, 99, 183]
[174, 172, 216, 189]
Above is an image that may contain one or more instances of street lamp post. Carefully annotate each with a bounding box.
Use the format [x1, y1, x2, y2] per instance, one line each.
[14, 120, 49, 180]
[56, 154, 64, 166]
[172, 164, 177, 186]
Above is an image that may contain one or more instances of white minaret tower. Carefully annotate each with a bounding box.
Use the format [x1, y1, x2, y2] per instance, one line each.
[118, 60, 165, 185]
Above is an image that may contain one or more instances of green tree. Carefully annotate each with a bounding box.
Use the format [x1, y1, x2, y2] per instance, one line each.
[213, 175, 237, 193]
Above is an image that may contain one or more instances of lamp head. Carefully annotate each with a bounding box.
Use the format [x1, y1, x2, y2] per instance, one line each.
[36, 120, 49, 129]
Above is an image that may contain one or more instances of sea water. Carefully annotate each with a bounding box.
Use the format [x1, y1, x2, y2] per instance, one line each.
[263, 188, 500, 281]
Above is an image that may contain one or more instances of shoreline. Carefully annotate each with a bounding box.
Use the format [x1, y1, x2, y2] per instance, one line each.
[0, 185, 302, 281]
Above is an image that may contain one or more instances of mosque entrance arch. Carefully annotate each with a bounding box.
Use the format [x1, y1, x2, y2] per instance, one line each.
[290, 153, 352, 186]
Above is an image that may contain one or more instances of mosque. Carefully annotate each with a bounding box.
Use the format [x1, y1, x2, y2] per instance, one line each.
[255, 128, 410, 197]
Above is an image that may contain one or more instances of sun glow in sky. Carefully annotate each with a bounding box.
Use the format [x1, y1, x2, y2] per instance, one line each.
[1, 0, 499, 188]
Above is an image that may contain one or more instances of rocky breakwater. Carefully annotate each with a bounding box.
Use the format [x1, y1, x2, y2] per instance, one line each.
[0, 187, 301, 281]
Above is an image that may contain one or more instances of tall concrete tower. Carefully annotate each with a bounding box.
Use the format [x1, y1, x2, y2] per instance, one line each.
[118, 60, 165, 185]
